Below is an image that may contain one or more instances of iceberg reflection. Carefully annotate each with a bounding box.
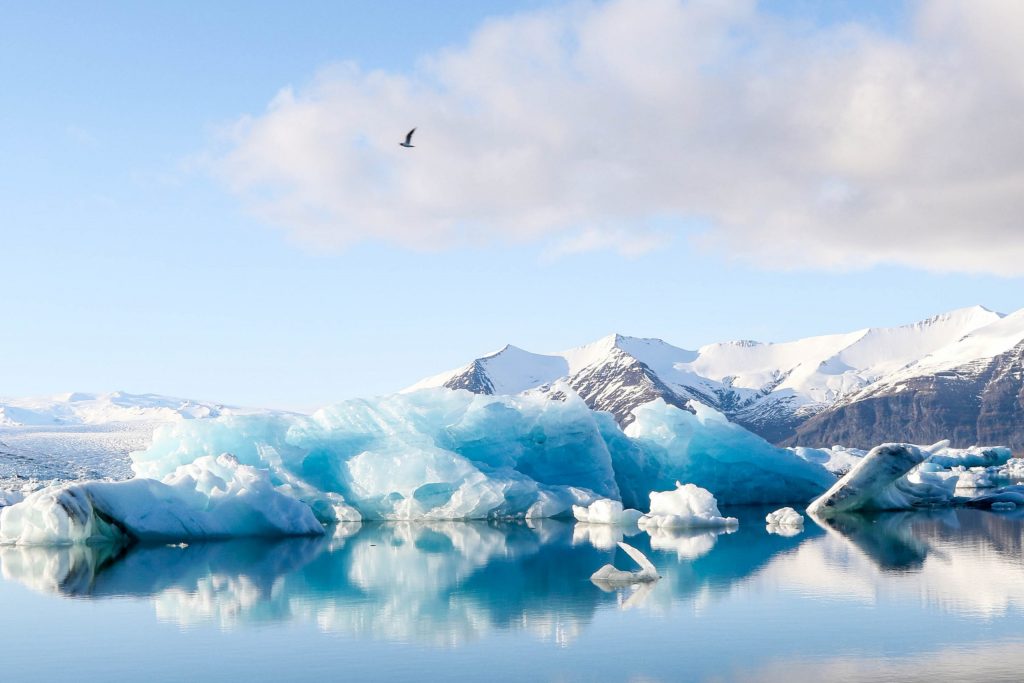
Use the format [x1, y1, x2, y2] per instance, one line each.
[2, 509, 1022, 646]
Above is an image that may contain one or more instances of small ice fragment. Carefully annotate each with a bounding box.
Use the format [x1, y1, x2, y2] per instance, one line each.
[590, 541, 660, 584]
[991, 501, 1017, 511]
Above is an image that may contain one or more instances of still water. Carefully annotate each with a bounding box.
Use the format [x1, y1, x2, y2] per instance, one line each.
[2, 508, 1023, 682]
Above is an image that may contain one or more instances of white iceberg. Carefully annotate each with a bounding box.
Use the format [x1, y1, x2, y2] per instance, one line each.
[807, 444, 958, 517]
[950, 466, 999, 489]
[765, 507, 804, 527]
[638, 482, 738, 530]
[0, 454, 326, 545]
[590, 541, 659, 584]
[572, 499, 643, 526]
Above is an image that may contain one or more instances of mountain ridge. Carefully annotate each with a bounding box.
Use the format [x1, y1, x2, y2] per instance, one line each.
[407, 305, 1022, 448]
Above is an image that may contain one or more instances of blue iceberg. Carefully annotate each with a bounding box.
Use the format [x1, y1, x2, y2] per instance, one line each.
[1, 389, 836, 544]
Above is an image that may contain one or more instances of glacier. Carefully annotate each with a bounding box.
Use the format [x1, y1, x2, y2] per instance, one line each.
[1, 388, 840, 544]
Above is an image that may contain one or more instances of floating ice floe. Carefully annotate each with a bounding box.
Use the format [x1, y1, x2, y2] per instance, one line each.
[590, 541, 659, 584]
[638, 482, 738, 530]
[807, 444, 958, 517]
[572, 499, 643, 526]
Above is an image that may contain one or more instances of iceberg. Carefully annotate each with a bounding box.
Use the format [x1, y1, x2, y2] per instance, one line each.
[572, 499, 643, 526]
[590, 541, 659, 584]
[765, 507, 804, 527]
[0, 454, 326, 545]
[638, 482, 738, 530]
[1, 388, 837, 544]
[807, 444, 958, 517]
[622, 401, 834, 506]
[133, 389, 614, 522]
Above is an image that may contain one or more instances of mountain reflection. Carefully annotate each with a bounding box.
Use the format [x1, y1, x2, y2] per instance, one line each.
[1, 509, 1021, 643]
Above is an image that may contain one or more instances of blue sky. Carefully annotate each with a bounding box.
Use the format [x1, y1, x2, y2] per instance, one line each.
[1, 0, 1021, 410]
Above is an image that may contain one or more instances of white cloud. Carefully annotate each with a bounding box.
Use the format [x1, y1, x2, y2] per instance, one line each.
[215, 0, 1024, 274]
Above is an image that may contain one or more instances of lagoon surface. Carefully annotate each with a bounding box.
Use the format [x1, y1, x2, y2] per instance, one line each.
[3, 508, 1023, 682]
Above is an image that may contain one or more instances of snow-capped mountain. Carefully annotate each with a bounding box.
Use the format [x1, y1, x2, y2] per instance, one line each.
[788, 308, 1024, 451]
[408, 306, 1021, 448]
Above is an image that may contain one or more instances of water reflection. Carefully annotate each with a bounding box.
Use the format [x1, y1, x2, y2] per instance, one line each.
[758, 508, 1024, 618]
[2, 509, 1023, 644]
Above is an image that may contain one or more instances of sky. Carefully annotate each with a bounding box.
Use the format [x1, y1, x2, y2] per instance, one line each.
[1, 0, 1022, 410]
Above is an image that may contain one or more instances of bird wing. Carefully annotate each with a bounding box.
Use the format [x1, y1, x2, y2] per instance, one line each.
[618, 541, 657, 576]
[405, 128, 416, 144]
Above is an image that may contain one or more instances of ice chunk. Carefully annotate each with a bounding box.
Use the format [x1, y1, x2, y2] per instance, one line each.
[0, 454, 326, 545]
[590, 541, 659, 584]
[765, 507, 804, 527]
[765, 506, 804, 536]
[996, 458, 1024, 480]
[638, 482, 738, 530]
[991, 501, 1017, 511]
[807, 444, 957, 517]
[923, 441, 1012, 469]
[951, 466, 999, 489]
[623, 400, 834, 506]
[965, 485, 1024, 510]
[572, 499, 643, 526]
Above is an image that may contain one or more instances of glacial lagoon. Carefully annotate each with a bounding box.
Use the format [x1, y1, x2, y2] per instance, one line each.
[2, 508, 1023, 682]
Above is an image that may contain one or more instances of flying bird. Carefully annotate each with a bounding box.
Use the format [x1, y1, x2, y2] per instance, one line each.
[399, 128, 416, 148]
